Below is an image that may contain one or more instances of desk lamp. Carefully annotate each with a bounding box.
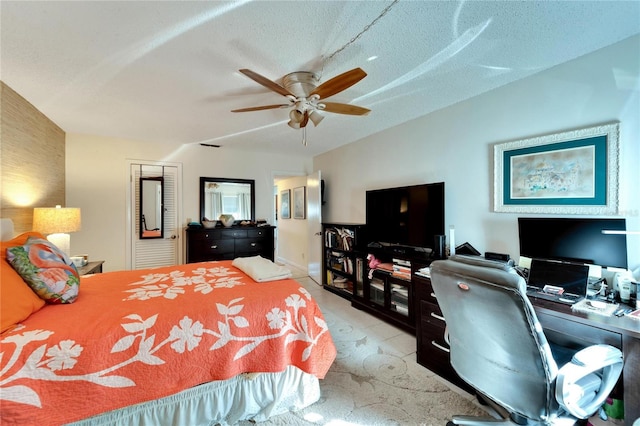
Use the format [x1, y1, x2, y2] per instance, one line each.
[32, 205, 81, 256]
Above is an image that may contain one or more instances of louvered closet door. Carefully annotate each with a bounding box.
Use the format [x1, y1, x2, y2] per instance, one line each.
[130, 163, 181, 269]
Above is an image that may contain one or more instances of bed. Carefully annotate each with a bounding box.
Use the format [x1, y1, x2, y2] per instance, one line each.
[1, 224, 336, 425]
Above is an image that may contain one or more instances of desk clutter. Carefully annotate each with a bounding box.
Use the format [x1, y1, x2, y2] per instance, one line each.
[571, 299, 619, 317]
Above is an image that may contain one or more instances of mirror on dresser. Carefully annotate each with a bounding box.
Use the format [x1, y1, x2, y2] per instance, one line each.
[140, 176, 164, 239]
[199, 177, 255, 225]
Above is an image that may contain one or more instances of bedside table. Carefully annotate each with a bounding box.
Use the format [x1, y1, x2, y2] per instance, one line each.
[77, 260, 104, 275]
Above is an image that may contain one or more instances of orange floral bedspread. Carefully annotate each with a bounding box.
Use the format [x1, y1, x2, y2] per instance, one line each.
[0, 261, 336, 425]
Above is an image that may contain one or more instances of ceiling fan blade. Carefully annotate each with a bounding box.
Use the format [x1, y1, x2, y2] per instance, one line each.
[238, 69, 293, 97]
[231, 104, 290, 113]
[310, 68, 367, 99]
[322, 102, 371, 116]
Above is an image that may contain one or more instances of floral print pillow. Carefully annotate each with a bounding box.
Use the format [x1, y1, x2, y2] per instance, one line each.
[6, 237, 80, 304]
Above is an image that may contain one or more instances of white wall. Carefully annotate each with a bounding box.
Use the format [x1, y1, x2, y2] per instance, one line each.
[315, 35, 640, 274]
[66, 136, 311, 271]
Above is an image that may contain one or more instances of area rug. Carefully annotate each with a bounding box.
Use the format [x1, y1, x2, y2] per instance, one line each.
[241, 276, 488, 425]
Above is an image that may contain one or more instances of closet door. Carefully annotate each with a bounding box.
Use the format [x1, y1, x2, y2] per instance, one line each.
[128, 162, 182, 269]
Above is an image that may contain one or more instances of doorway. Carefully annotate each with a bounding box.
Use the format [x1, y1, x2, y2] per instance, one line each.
[126, 161, 183, 269]
[272, 171, 322, 284]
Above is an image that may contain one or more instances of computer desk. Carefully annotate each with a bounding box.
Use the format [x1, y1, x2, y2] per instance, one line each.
[531, 298, 640, 423]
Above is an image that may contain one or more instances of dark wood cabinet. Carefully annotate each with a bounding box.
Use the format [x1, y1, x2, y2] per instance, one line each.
[186, 226, 274, 263]
[352, 253, 416, 334]
[413, 264, 472, 391]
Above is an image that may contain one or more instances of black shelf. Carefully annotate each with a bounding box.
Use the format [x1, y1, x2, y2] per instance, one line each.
[322, 223, 366, 301]
[351, 252, 416, 334]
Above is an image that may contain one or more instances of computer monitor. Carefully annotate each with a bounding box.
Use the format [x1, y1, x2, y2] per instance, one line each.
[518, 218, 627, 269]
[527, 258, 589, 297]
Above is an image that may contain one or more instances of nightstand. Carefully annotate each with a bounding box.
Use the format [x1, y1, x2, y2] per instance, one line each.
[77, 260, 104, 275]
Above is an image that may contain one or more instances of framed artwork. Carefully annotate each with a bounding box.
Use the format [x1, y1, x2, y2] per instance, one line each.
[493, 122, 619, 214]
[293, 186, 306, 219]
[280, 189, 290, 219]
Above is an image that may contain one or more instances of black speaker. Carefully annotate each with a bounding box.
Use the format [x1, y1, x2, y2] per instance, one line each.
[433, 235, 446, 259]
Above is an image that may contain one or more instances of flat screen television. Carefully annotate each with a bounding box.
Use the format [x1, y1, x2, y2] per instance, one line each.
[518, 217, 627, 269]
[366, 182, 445, 250]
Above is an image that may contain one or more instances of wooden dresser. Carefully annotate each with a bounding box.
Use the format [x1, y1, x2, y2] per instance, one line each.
[185, 226, 275, 263]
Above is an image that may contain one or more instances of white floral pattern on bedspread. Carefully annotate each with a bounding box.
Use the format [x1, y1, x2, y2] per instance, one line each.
[123, 265, 246, 300]
[0, 261, 336, 426]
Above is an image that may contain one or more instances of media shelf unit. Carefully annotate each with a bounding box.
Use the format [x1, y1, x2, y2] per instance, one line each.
[322, 223, 366, 300]
[351, 245, 431, 334]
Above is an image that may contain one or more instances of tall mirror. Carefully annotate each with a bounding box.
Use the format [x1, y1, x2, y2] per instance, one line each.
[200, 177, 255, 224]
[140, 177, 164, 239]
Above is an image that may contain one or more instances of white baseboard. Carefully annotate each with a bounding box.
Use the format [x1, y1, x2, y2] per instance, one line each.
[276, 257, 308, 273]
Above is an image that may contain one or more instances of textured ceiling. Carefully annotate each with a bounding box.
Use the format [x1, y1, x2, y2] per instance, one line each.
[1, 1, 639, 157]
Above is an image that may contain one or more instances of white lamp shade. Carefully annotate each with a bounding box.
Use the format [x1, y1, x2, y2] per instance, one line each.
[32, 206, 81, 256]
[33, 206, 81, 234]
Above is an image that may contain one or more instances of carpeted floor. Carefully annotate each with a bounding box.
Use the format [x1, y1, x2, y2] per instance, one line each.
[243, 269, 488, 425]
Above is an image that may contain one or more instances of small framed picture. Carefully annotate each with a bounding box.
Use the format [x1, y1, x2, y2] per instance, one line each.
[293, 186, 306, 219]
[280, 189, 291, 219]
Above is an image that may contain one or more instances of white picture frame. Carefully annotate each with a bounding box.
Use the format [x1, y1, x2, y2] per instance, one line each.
[493, 122, 620, 214]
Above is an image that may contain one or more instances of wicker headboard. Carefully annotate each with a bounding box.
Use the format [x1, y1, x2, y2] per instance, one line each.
[1, 82, 66, 233]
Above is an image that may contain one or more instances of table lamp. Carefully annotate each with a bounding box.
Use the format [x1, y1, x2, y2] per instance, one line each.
[32, 205, 81, 256]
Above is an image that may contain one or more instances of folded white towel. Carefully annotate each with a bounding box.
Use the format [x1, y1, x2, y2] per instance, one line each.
[232, 255, 292, 282]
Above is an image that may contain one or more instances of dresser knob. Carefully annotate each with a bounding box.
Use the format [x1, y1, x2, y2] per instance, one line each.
[211, 245, 218, 249]
[251, 243, 256, 247]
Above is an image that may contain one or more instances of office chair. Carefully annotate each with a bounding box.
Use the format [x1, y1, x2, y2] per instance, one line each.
[430, 255, 623, 425]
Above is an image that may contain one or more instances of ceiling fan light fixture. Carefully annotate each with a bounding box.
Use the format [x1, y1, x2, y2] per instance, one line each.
[232, 67, 370, 140]
[287, 120, 301, 129]
[309, 110, 324, 126]
[289, 108, 303, 122]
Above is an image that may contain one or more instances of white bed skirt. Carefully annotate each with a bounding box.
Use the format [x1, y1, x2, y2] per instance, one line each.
[68, 366, 320, 426]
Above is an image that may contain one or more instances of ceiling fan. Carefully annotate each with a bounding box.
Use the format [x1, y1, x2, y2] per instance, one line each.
[231, 67, 370, 129]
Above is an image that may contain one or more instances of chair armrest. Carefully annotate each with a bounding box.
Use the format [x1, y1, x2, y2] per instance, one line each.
[555, 344, 623, 419]
[572, 344, 622, 368]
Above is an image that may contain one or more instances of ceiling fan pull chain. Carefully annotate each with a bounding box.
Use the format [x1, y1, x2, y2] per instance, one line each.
[322, 0, 399, 74]
[302, 127, 307, 146]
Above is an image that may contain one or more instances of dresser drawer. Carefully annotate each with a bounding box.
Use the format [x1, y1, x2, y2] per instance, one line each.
[420, 300, 446, 328]
[420, 317, 450, 356]
[193, 238, 234, 256]
[248, 228, 269, 238]
[220, 229, 248, 239]
[418, 306, 451, 364]
[235, 239, 264, 253]
[414, 277, 437, 304]
[189, 230, 223, 241]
